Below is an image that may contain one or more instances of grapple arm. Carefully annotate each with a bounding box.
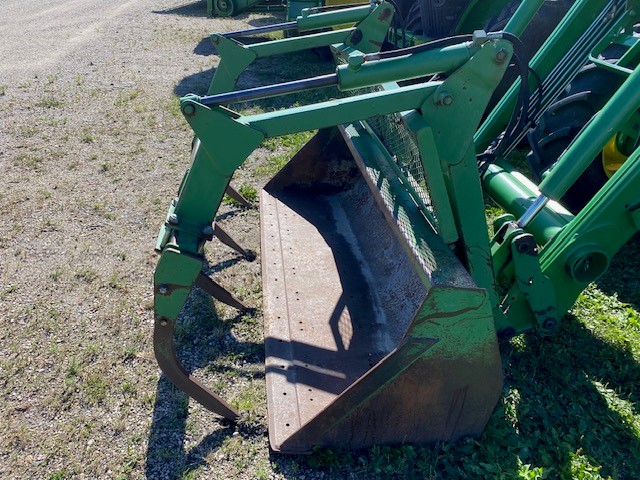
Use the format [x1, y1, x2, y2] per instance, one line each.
[153, 38, 514, 447]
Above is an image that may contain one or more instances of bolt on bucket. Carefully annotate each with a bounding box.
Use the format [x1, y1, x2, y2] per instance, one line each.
[259, 127, 502, 453]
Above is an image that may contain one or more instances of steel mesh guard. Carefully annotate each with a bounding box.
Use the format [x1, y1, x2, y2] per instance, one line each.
[341, 78, 438, 230]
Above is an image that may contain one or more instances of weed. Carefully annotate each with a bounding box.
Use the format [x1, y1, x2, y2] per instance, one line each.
[115, 89, 143, 106]
[14, 153, 44, 171]
[48, 470, 76, 480]
[100, 162, 109, 172]
[167, 96, 182, 117]
[121, 381, 137, 397]
[122, 344, 138, 361]
[36, 96, 62, 108]
[81, 133, 94, 143]
[66, 357, 81, 379]
[84, 373, 108, 404]
[92, 202, 115, 220]
[49, 269, 63, 281]
[0, 85, 6, 95]
[75, 267, 98, 283]
[223, 183, 258, 205]
[18, 126, 38, 138]
[231, 381, 263, 411]
[255, 154, 289, 177]
[108, 272, 128, 291]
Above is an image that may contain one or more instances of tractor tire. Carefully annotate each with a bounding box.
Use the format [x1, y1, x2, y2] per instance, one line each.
[527, 44, 627, 212]
[404, 0, 473, 38]
[214, 0, 235, 17]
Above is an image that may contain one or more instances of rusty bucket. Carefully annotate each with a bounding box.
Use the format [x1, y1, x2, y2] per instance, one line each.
[259, 126, 503, 453]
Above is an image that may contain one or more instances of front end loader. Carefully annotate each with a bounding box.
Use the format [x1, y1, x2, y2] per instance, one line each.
[153, 0, 640, 453]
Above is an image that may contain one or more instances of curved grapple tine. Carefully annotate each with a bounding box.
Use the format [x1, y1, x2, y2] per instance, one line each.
[225, 185, 252, 208]
[195, 272, 247, 311]
[154, 316, 239, 421]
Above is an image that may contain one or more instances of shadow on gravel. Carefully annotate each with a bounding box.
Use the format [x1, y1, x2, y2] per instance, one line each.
[152, 0, 282, 22]
[145, 377, 234, 480]
[174, 68, 214, 97]
[152, 1, 207, 17]
[145, 268, 265, 480]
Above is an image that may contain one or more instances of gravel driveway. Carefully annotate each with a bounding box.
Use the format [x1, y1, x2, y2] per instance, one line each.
[0, 1, 315, 478]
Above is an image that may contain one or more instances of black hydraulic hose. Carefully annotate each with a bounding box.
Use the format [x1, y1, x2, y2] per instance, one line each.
[222, 21, 298, 38]
[386, 0, 407, 47]
[363, 34, 474, 61]
[305, 2, 368, 12]
[492, 31, 531, 157]
[198, 74, 339, 106]
[528, 66, 544, 119]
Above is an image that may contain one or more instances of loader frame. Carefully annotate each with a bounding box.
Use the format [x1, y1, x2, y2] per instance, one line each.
[153, 0, 640, 453]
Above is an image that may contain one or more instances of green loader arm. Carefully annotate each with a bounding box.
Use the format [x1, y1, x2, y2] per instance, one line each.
[154, 35, 515, 432]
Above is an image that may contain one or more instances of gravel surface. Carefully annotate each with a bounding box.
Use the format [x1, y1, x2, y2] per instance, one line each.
[0, 1, 336, 478]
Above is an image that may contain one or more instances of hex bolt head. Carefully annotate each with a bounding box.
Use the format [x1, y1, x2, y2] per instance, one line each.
[202, 225, 214, 237]
[168, 213, 179, 225]
[159, 318, 169, 326]
[182, 103, 196, 116]
[495, 48, 508, 63]
[543, 317, 557, 330]
[158, 284, 169, 295]
[436, 92, 454, 106]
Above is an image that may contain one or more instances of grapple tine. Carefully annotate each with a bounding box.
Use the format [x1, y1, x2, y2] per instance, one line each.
[214, 223, 255, 260]
[225, 185, 252, 208]
[195, 271, 247, 311]
[154, 317, 239, 420]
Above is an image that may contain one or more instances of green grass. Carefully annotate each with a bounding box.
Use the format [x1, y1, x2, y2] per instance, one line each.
[36, 96, 62, 108]
[255, 131, 315, 177]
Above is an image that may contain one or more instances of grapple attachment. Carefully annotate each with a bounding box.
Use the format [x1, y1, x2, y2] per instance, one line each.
[260, 127, 502, 452]
[154, 33, 514, 452]
[153, 0, 640, 455]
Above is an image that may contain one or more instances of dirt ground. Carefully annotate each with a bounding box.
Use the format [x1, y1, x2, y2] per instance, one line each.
[4, 1, 640, 479]
[1, 1, 328, 478]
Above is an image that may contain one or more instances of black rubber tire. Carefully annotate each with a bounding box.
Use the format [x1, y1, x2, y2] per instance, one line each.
[214, 0, 235, 17]
[527, 44, 627, 212]
[403, 0, 473, 37]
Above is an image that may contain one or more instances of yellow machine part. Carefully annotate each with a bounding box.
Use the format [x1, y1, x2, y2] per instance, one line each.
[602, 135, 629, 178]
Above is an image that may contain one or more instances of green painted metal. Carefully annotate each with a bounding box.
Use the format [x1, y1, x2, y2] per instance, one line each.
[296, 4, 371, 30]
[475, 0, 636, 151]
[454, 0, 512, 34]
[154, 0, 640, 451]
[156, 37, 513, 311]
[286, 0, 321, 20]
[538, 65, 640, 200]
[483, 160, 571, 245]
[154, 37, 513, 449]
[208, 2, 395, 94]
[336, 43, 475, 91]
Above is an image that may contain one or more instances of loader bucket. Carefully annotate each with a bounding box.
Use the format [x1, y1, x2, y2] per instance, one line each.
[260, 127, 503, 453]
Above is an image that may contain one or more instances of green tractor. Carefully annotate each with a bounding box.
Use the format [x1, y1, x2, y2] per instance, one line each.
[155, 0, 640, 452]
